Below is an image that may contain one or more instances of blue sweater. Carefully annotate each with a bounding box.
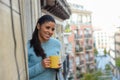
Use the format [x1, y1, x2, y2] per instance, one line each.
[27, 38, 61, 80]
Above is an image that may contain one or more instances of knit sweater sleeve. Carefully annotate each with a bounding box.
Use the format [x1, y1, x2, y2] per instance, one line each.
[27, 42, 45, 79]
[28, 54, 45, 78]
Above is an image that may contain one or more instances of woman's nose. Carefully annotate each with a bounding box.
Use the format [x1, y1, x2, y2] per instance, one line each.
[49, 29, 54, 34]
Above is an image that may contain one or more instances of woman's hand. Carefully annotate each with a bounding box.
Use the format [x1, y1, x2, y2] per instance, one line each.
[42, 57, 62, 69]
[42, 57, 51, 68]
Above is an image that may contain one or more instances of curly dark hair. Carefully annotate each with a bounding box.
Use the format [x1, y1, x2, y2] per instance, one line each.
[30, 15, 55, 59]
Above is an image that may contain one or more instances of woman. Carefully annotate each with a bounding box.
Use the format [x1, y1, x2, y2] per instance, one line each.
[27, 15, 61, 80]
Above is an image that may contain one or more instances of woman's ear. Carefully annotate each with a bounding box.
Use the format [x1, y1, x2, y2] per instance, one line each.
[37, 23, 40, 30]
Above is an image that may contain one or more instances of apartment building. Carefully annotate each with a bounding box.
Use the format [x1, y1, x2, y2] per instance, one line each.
[115, 30, 120, 59]
[94, 30, 111, 50]
[64, 2, 95, 80]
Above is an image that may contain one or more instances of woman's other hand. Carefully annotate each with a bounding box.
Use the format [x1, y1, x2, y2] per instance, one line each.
[42, 57, 50, 68]
[58, 62, 62, 69]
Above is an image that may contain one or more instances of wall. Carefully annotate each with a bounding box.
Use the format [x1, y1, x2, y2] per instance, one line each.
[0, 0, 28, 80]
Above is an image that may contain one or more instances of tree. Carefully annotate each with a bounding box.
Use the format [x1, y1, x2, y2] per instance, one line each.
[64, 24, 71, 32]
[81, 71, 102, 80]
[105, 64, 111, 70]
[94, 48, 98, 56]
[107, 50, 110, 55]
[104, 48, 107, 56]
[83, 73, 93, 80]
[116, 57, 120, 67]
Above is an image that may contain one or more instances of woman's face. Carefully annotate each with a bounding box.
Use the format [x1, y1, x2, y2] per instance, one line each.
[37, 21, 55, 42]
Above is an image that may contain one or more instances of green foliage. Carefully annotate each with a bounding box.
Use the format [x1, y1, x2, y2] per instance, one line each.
[116, 57, 120, 67]
[81, 71, 102, 80]
[105, 64, 111, 70]
[92, 70, 102, 80]
[94, 48, 98, 56]
[84, 73, 93, 80]
[65, 24, 71, 32]
[107, 50, 110, 55]
[104, 48, 107, 55]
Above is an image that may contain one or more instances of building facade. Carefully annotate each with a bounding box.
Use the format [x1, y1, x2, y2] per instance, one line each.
[94, 30, 111, 51]
[64, 2, 95, 80]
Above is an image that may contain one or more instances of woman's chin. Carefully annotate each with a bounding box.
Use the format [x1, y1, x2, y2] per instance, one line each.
[45, 38, 50, 41]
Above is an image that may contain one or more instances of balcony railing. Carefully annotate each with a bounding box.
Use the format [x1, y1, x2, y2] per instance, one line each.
[84, 34, 92, 38]
[80, 60, 84, 65]
[75, 47, 83, 53]
[75, 34, 82, 40]
[85, 45, 92, 50]
[41, 0, 71, 20]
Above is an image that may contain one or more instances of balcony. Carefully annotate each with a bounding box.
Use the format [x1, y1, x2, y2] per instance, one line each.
[85, 45, 92, 51]
[86, 57, 94, 64]
[80, 60, 84, 65]
[84, 34, 92, 38]
[75, 46, 83, 53]
[41, 0, 71, 20]
[80, 67, 86, 73]
[75, 34, 82, 40]
[76, 60, 85, 68]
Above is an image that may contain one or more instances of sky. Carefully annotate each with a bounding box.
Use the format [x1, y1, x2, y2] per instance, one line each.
[67, 0, 120, 30]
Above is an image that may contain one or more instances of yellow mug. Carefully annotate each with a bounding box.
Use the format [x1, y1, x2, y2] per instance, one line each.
[49, 55, 60, 68]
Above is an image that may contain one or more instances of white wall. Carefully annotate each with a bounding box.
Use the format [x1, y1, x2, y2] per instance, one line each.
[0, 0, 28, 80]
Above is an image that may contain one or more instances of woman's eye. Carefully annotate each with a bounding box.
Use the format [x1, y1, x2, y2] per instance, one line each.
[46, 26, 50, 29]
[52, 28, 55, 31]
[46, 26, 55, 31]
